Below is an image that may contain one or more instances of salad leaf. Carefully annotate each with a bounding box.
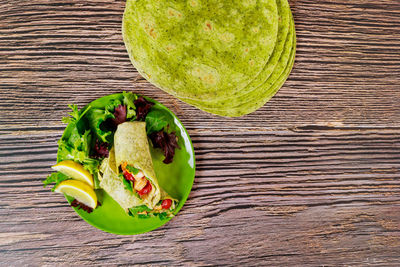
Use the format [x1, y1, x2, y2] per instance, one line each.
[111, 105, 127, 126]
[129, 205, 152, 214]
[128, 206, 171, 220]
[134, 96, 153, 121]
[61, 104, 79, 124]
[143, 106, 180, 164]
[105, 99, 122, 114]
[58, 142, 84, 163]
[61, 104, 91, 124]
[122, 91, 137, 119]
[120, 174, 141, 198]
[82, 157, 101, 177]
[93, 172, 100, 189]
[58, 129, 92, 161]
[80, 130, 91, 154]
[158, 212, 168, 220]
[149, 130, 180, 164]
[145, 109, 168, 134]
[43, 172, 70, 191]
[122, 175, 133, 192]
[71, 199, 94, 213]
[86, 93, 137, 143]
[92, 140, 109, 159]
[126, 165, 140, 175]
[85, 108, 115, 143]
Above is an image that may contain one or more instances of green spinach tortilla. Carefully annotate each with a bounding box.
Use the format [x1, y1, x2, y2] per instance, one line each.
[123, 0, 279, 100]
[198, 23, 297, 117]
[180, 0, 291, 103]
[185, 12, 296, 116]
[122, 0, 296, 117]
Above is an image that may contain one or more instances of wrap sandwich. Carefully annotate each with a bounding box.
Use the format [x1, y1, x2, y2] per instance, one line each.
[99, 121, 177, 218]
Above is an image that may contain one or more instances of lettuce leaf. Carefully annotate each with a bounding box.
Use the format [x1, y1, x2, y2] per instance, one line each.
[58, 129, 92, 161]
[82, 157, 101, 177]
[85, 108, 115, 143]
[43, 172, 70, 191]
[126, 165, 139, 175]
[111, 105, 127, 126]
[158, 212, 168, 220]
[92, 140, 109, 158]
[149, 130, 180, 164]
[105, 99, 122, 114]
[122, 175, 133, 192]
[134, 96, 153, 121]
[122, 91, 137, 119]
[85, 92, 138, 143]
[129, 205, 152, 215]
[145, 109, 168, 134]
[61, 104, 91, 124]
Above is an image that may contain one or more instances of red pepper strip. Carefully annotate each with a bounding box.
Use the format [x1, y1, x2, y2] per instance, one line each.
[123, 171, 135, 181]
[138, 181, 152, 196]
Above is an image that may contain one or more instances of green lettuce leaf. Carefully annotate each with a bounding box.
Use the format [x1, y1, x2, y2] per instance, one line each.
[58, 129, 92, 161]
[126, 165, 139, 175]
[129, 205, 152, 214]
[122, 175, 133, 192]
[145, 109, 169, 134]
[122, 91, 137, 119]
[85, 108, 115, 143]
[43, 172, 70, 191]
[61, 104, 91, 124]
[93, 172, 100, 189]
[105, 99, 122, 114]
[158, 212, 168, 220]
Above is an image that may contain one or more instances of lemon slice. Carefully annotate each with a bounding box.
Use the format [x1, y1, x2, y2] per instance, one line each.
[54, 180, 98, 209]
[52, 160, 94, 187]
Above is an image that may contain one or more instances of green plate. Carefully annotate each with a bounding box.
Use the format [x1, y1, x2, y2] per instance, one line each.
[57, 93, 195, 235]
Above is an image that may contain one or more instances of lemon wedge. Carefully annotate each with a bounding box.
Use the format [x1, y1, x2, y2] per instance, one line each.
[54, 180, 97, 209]
[52, 160, 94, 187]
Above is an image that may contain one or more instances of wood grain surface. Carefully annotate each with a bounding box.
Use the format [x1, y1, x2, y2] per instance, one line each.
[1, 0, 400, 266]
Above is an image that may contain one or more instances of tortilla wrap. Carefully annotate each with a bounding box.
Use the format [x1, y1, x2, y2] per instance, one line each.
[99, 147, 144, 212]
[114, 121, 161, 209]
[99, 122, 178, 215]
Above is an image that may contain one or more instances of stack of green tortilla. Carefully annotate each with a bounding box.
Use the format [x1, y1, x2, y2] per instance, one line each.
[122, 0, 296, 117]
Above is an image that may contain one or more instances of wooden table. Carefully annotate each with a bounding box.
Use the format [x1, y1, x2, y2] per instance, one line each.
[1, 0, 400, 265]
